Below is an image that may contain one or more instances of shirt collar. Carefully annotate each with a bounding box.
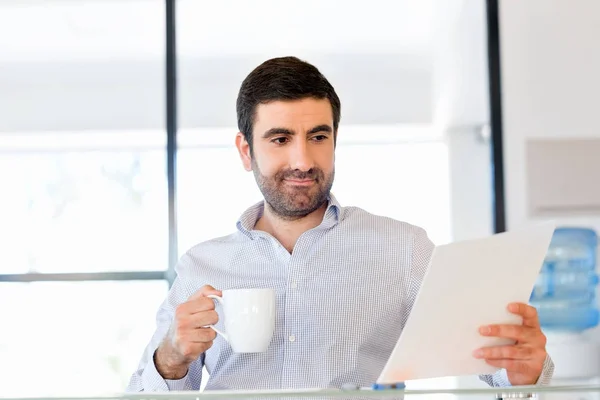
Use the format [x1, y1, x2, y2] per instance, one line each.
[236, 193, 342, 239]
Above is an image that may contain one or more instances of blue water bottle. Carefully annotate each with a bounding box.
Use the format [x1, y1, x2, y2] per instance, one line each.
[530, 227, 600, 331]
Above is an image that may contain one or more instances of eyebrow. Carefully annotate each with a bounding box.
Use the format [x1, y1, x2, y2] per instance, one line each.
[261, 124, 333, 139]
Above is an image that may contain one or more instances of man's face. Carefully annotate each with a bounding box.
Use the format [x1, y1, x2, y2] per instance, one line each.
[236, 98, 335, 220]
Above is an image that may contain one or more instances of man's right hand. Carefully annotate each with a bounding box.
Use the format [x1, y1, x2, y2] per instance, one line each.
[154, 285, 222, 380]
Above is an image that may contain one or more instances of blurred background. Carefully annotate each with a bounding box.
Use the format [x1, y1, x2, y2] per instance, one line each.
[1, 0, 599, 398]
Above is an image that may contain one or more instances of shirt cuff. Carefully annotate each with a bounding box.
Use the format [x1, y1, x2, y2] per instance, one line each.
[535, 353, 555, 386]
[141, 352, 192, 391]
[487, 353, 555, 387]
[491, 368, 512, 387]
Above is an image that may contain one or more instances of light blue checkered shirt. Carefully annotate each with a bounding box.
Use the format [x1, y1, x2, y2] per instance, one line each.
[127, 195, 553, 391]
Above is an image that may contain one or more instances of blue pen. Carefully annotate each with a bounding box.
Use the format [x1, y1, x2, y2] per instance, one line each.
[341, 382, 406, 391]
[372, 382, 406, 390]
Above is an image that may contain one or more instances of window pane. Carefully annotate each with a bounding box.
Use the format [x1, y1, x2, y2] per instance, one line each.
[177, 126, 451, 254]
[0, 0, 167, 273]
[175, 0, 486, 252]
[0, 0, 165, 132]
[176, 1, 434, 131]
[0, 281, 168, 397]
[177, 144, 261, 253]
[333, 140, 451, 245]
[0, 132, 168, 273]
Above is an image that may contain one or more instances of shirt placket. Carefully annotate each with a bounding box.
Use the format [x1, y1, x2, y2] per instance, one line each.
[279, 230, 314, 389]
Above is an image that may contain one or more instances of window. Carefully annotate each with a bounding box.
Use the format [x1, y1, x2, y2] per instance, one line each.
[0, 132, 168, 274]
[0, 0, 494, 396]
[0, 1, 168, 396]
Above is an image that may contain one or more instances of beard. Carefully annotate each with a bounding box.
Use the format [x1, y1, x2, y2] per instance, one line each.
[252, 160, 334, 220]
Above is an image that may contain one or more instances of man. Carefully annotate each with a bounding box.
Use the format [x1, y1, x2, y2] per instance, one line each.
[127, 56, 553, 392]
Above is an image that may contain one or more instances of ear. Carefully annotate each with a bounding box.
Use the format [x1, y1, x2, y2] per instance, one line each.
[235, 132, 253, 171]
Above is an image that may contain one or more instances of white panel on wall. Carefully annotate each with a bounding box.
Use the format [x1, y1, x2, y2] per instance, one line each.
[527, 139, 600, 216]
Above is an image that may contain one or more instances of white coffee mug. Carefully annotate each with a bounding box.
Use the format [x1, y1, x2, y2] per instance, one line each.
[207, 288, 276, 353]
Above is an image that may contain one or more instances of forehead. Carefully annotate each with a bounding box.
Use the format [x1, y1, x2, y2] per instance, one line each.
[254, 98, 333, 129]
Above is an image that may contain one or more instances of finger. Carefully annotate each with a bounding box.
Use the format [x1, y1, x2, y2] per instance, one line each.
[190, 310, 219, 328]
[176, 341, 208, 360]
[484, 359, 531, 373]
[479, 324, 534, 342]
[188, 327, 217, 344]
[508, 302, 540, 328]
[175, 297, 216, 318]
[189, 297, 219, 314]
[473, 345, 534, 360]
[189, 285, 222, 301]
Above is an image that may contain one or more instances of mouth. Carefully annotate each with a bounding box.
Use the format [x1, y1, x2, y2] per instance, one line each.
[284, 179, 316, 187]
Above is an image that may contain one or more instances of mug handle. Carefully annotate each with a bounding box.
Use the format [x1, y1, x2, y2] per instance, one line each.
[206, 295, 229, 342]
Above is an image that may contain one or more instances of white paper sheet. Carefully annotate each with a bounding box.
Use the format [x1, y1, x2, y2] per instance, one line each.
[377, 221, 556, 383]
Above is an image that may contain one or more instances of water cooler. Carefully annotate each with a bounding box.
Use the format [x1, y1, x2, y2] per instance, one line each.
[530, 227, 600, 399]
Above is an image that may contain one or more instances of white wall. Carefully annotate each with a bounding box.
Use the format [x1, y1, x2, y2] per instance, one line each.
[499, 0, 600, 233]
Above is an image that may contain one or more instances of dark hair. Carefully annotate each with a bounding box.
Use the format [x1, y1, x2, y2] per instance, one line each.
[236, 56, 341, 151]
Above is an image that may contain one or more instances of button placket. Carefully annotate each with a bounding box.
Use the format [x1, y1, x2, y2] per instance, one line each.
[281, 229, 318, 387]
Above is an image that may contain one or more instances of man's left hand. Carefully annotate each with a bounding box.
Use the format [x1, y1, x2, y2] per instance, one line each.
[473, 302, 547, 385]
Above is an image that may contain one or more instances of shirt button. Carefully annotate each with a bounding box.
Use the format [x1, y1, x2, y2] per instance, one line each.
[290, 282, 298, 289]
[288, 335, 296, 342]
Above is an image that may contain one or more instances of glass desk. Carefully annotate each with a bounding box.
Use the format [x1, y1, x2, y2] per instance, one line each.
[2, 385, 600, 400]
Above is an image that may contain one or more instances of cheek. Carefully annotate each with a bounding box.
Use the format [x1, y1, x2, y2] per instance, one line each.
[254, 154, 283, 178]
[316, 152, 335, 172]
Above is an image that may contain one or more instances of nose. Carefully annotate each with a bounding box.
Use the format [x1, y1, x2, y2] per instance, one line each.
[289, 139, 315, 172]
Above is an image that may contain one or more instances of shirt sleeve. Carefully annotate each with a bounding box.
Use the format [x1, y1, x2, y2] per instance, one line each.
[405, 226, 435, 319]
[125, 253, 205, 392]
[479, 353, 555, 387]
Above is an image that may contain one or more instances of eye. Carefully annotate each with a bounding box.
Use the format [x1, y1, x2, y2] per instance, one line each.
[312, 135, 328, 142]
[271, 137, 289, 145]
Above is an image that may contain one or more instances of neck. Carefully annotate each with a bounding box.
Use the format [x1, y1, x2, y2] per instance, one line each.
[254, 201, 328, 253]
